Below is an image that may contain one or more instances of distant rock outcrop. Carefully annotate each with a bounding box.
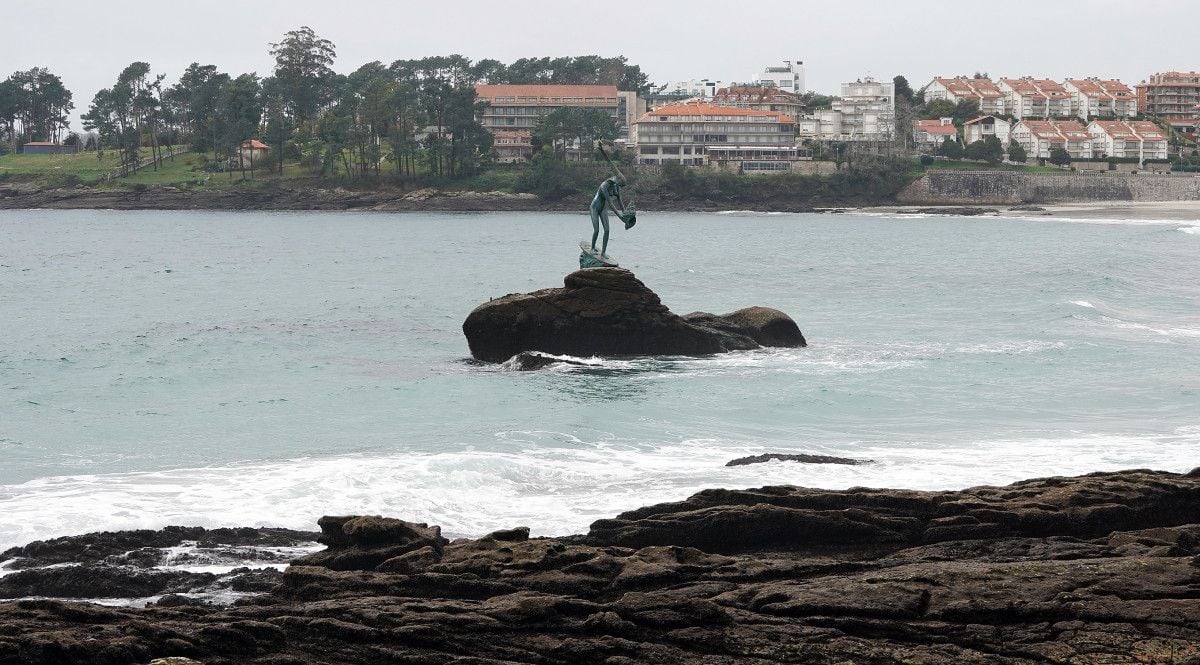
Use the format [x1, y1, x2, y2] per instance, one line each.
[462, 268, 805, 363]
[725, 453, 871, 466]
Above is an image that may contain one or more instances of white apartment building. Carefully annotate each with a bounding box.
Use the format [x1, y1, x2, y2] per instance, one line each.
[1087, 120, 1169, 162]
[653, 79, 726, 100]
[1011, 119, 1094, 160]
[632, 102, 798, 169]
[963, 115, 1011, 145]
[797, 77, 895, 141]
[753, 60, 805, 95]
[1063, 79, 1137, 120]
[999, 78, 1073, 119]
[924, 77, 1005, 115]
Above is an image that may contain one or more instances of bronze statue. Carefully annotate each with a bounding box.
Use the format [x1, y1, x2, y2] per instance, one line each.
[581, 142, 636, 268]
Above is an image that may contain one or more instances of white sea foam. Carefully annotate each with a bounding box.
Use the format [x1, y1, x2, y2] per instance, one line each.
[1, 427, 1195, 554]
[1069, 300, 1095, 309]
[1107, 320, 1200, 338]
[1180, 226, 1200, 234]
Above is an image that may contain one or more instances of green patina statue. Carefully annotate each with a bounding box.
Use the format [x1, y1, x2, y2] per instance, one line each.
[580, 142, 636, 268]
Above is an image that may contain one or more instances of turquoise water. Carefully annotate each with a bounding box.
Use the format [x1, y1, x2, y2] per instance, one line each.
[1, 209, 1198, 550]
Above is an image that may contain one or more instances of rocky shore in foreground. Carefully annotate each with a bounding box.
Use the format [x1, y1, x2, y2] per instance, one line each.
[2, 468, 1199, 664]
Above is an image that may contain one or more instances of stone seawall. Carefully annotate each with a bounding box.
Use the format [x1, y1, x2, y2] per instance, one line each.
[899, 170, 1200, 205]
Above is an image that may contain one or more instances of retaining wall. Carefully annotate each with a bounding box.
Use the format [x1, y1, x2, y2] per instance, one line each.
[899, 170, 1200, 205]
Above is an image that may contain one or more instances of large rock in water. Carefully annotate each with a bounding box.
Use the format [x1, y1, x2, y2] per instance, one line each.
[463, 267, 805, 362]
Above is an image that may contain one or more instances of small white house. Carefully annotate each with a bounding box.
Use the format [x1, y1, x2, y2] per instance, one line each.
[963, 116, 1011, 146]
[913, 118, 958, 146]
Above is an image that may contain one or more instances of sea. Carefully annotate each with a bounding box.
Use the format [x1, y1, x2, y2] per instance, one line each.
[1, 209, 1198, 554]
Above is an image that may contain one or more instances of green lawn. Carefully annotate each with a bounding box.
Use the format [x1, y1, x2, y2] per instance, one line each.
[0, 147, 186, 184]
[92, 152, 310, 188]
[0, 150, 124, 183]
[925, 160, 1062, 173]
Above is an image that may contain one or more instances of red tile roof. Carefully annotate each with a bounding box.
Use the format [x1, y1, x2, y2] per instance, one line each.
[914, 119, 958, 135]
[963, 115, 1007, 126]
[1001, 78, 1070, 100]
[712, 86, 802, 103]
[934, 77, 1003, 99]
[636, 102, 792, 123]
[1090, 120, 1166, 141]
[475, 84, 619, 99]
[1017, 119, 1090, 141]
[240, 139, 269, 149]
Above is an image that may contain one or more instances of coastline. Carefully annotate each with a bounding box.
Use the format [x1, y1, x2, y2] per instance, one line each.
[4, 182, 1200, 219]
[0, 183, 886, 213]
[2, 467, 1198, 664]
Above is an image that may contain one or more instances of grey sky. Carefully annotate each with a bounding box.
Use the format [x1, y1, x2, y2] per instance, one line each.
[4, 0, 1197, 131]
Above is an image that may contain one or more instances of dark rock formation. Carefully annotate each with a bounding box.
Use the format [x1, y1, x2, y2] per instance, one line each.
[1, 469, 1199, 664]
[909, 206, 999, 216]
[725, 453, 872, 466]
[0, 526, 316, 570]
[463, 268, 805, 362]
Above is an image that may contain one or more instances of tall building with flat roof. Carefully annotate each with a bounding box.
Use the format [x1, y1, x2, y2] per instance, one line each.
[1137, 71, 1200, 134]
[752, 61, 805, 95]
[798, 77, 895, 141]
[475, 84, 621, 162]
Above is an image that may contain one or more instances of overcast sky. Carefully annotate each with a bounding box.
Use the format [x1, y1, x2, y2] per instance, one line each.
[4, 0, 1198, 131]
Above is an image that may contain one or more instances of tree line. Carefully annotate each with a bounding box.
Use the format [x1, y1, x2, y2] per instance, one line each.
[0, 68, 74, 151]
[3, 27, 651, 181]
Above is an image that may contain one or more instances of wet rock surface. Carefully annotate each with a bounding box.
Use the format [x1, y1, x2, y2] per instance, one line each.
[1, 469, 1199, 664]
[463, 268, 805, 363]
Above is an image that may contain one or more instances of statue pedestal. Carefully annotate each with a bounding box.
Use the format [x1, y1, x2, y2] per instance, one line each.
[579, 241, 618, 268]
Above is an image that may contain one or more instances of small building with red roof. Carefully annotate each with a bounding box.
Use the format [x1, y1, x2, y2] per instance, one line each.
[912, 118, 959, 147]
[238, 139, 270, 169]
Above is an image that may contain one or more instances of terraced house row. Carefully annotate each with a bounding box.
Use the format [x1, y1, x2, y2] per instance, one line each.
[1007, 119, 1167, 161]
[924, 76, 1138, 120]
